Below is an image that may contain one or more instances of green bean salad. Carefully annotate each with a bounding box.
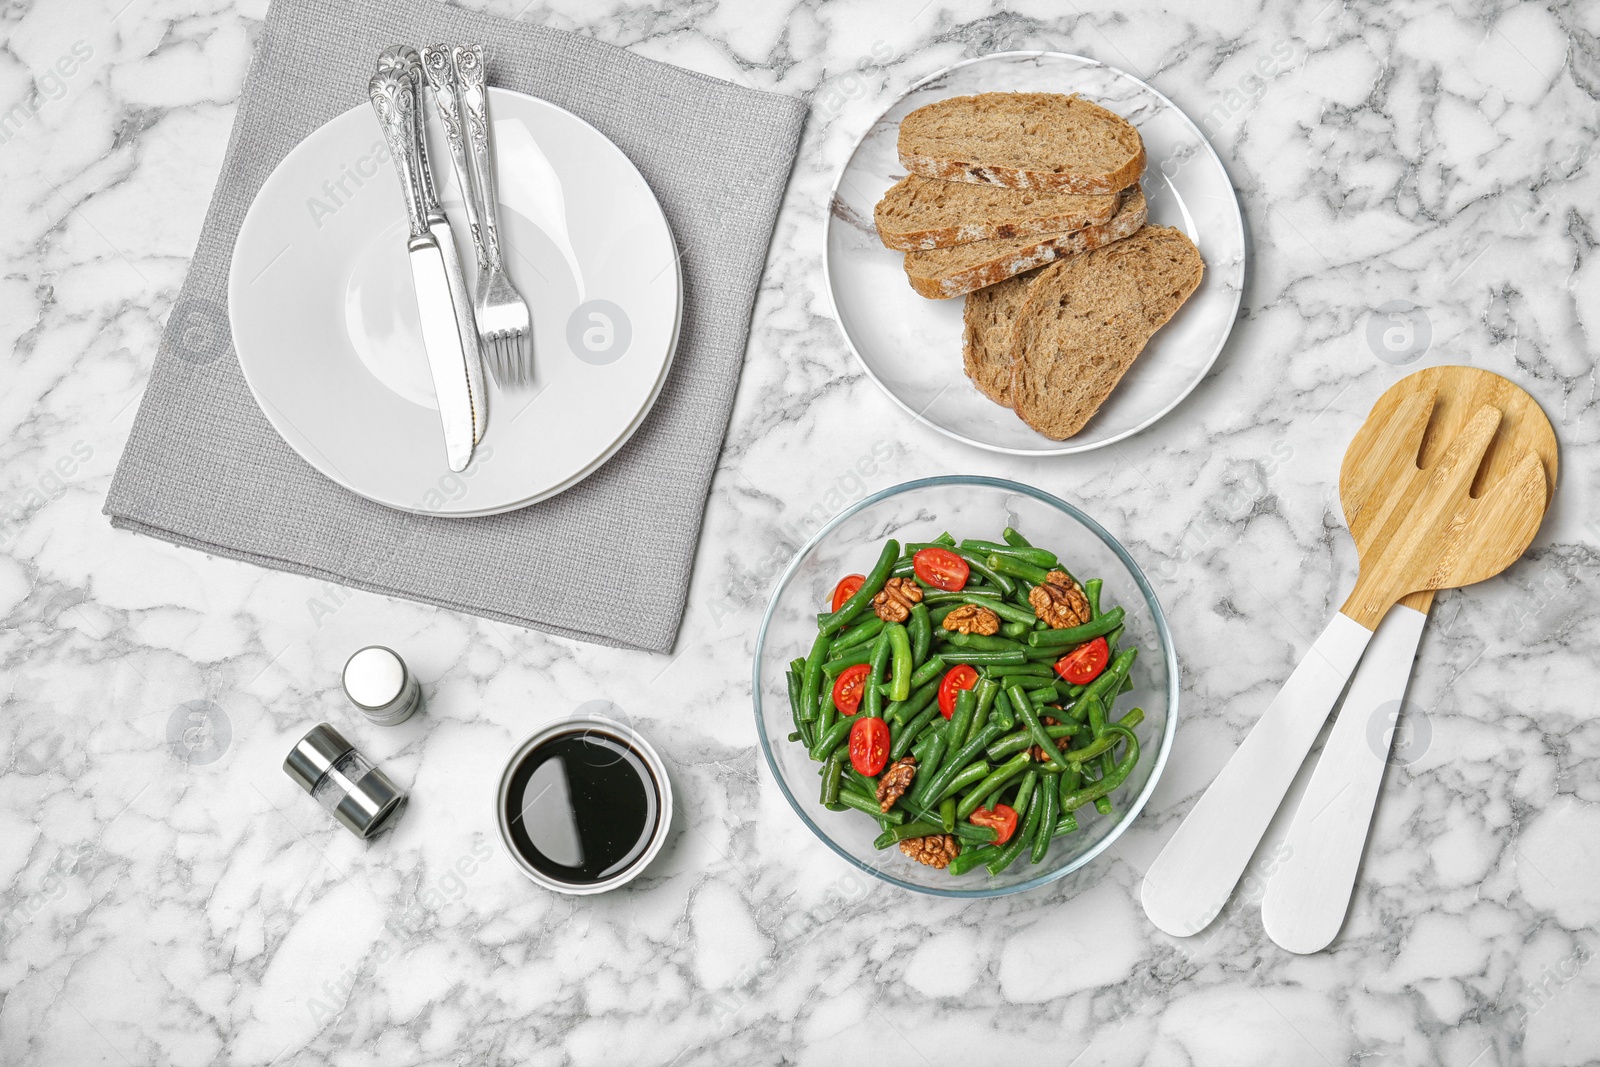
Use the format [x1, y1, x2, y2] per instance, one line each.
[784, 526, 1144, 878]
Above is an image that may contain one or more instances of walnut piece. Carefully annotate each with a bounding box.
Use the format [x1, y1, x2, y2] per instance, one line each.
[1030, 570, 1090, 629]
[872, 577, 925, 623]
[899, 833, 960, 869]
[941, 603, 1000, 635]
[875, 756, 917, 812]
[1031, 714, 1071, 762]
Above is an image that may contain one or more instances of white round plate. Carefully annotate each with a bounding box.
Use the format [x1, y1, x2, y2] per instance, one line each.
[826, 52, 1245, 455]
[230, 87, 681, 516]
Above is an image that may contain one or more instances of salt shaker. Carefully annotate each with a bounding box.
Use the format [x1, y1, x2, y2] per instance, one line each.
[341, 646, 421, 726]
[283, 724, 407, 838]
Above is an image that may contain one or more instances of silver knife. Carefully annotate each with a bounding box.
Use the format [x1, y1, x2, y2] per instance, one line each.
[369, 68, 478, 472]
[377, 45, 488, 446]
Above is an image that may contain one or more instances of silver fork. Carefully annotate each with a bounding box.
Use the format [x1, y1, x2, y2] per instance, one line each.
[420, 44, 532, 385]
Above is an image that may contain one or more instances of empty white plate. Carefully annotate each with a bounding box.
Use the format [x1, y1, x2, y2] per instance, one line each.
[826, 51, 1245, 455]
[229, 87, 681, 516]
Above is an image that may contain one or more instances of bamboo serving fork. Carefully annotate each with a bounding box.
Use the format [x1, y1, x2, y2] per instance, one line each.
[1142, 366, 1550, 938]
[1259, 368, 1557, 952]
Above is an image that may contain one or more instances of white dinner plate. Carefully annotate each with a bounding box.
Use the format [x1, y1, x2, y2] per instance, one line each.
[826, 52, 1245, 455]
[229, 87, 681, 516]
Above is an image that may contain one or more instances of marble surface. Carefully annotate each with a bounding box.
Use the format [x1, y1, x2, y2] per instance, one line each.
[2, 0, 1598, 1063]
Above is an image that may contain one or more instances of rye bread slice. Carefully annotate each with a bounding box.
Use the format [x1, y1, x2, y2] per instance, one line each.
[962, 269, 1041, 406]
[874, 175, 1120, 251]
[899, 93, 1145, 195]
[1010, 225, 1204, 440]
[903, 186, 1147, 299]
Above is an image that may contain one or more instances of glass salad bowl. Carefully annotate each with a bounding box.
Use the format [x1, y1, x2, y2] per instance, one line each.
[752, 476, 1178, 897]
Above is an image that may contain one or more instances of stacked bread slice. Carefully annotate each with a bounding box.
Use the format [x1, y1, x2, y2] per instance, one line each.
[873, 91, 1203, 441]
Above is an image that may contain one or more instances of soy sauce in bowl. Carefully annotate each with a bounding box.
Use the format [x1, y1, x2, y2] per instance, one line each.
[496, 718, 672, 894]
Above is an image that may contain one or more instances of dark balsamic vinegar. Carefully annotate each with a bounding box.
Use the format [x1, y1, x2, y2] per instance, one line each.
[503, 731, 659, 885]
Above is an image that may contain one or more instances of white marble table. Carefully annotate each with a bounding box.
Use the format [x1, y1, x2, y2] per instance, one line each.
[3, 0, 1598, 1063]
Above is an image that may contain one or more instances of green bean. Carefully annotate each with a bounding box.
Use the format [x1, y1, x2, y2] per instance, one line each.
[922, 588, 1003, 604]
[986, 553, 1053, 585]
[891, 702, 941, 760]
[990, 689, 1016, 731]
[967, 677, 998, 748]
[1026, 607, 1126, 648]
[953, 821, 998, 845]
[1117, 707, 1145, 732]
[1060, 725, 1140, 811]
[885, 623, 912, 703]
[904, 537, 955, 555]
[890, 556, 916, 578]
[1001, 622, 1028, 640]
[910, 733, 948, 805]
[821, 754, 843, 808]
[809, 716, 853, 762]
[907, 655, 946, 690]
[949, 844, 1001, 876]
[1067, 713, 1137, 766]
[911, 731, 940, 764]
[949, 549, 1015, 595]
[986, 788, 1043, 875]
[927, 739, 1002, 807]
[986, 722, 1081, 762]
[887, 676, 940, 726]
[788, 731, 801, 742]
[1082, 647, 1138, 708]
[1008, 682, 1069, 773]
[1085, 577, 1103, 618]
[872, 819, 941, 849]
[786, 667, 813, 748]
[1002, 527, 1032, 547]
[983, 663, 1056, 680]
[943, 632, 1028, 653]
[819, 540, 899, 636]
[838, 788, 901, 821]
[829, 615, 885, 657]
[956, 752, 1032, 821]
[946, 687, 977, 756]
[1105, 624, 1125, 650]
[1013, 768, 1039, 818]
[1052, 813, 1080, 838]
[1095, 797, 1115, 816]
[959, 540, 1059, 569]
[1027, 684, 1061, 705]
[939, 796, 957, 832]
[908, 603, 931, 663]
[822, 646, 875, 675]
[939, 650, 1027, 666]
[864, 629, 892, 718]
[799, 632, 829, 723]
[1030, 775, 1058, 863]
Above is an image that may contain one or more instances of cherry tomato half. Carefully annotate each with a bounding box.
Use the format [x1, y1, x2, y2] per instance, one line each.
[970, 804, 1020, 845]
[1055, 636, 1110, 685]
[912, 547, 970, 592]
[832, 663, 871, 716]
[937, 664, 980, 719]
[850, 717, 891, 777]
[830, 573, 866, 613]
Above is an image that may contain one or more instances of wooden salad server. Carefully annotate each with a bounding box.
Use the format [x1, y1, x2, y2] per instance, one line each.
[1260, 368, 1556, 953]
[1141, 367, 1549, 937]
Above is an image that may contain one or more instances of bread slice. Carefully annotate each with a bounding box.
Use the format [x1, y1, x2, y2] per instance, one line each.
[899, 93, 1145, 195]
[874, 175, 1120, 251]
[1010, 225, 1204, 440]
[962, 269, 1041, 405]
[903, 186, 1147, 299]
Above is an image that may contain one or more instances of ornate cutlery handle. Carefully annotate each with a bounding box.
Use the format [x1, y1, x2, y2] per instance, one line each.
[368, 70, 429, 240]
[420, 44, 488, 271]
[453, 44, 504, 272]
[377, 45, 440, 216]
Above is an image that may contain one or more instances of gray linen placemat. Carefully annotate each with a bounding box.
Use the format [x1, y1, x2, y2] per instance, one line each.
[104, 0, 805, 653]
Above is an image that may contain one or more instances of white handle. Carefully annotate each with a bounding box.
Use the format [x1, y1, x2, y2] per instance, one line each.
[1141, 612, 1373, 936]
[1260, 605, 1427, 953]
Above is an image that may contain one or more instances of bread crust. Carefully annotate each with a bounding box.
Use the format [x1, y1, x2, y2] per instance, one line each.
[904, 187, 1147, 299]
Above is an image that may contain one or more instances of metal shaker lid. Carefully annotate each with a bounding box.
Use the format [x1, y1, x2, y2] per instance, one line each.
[342, 646, 408, 711]
[283, 723, 354, 794]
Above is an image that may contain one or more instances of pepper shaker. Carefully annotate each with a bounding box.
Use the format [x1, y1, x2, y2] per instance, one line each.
[342, 646, 421, 726]
[283, 724, 407, 838]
